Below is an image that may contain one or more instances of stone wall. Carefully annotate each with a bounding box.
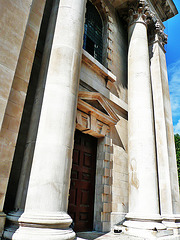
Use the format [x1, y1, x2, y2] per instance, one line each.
[79, 1, 128, 231]
[3, 0, 54, 214]
[103, 0, 128, 104]
[111, 114, 128, 228]
[0, 0, 33, 130]
[0, 0, 46, 231]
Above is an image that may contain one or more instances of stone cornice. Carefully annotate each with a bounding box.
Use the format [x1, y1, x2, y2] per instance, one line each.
[111, 0, 178, 22]
[149, 0, 178, 21]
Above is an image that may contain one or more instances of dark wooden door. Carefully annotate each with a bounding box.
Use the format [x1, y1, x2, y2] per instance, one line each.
[68, 130, 97, 232]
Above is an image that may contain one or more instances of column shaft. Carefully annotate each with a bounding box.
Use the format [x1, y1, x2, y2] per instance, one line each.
[13, 0, 87, 239]
[160, 50, 180, 215]
[127, 17, 159, 219]
[150, 37, 173, 217]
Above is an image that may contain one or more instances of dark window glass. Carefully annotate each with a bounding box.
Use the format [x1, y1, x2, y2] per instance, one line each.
[83, 1, 103, 63]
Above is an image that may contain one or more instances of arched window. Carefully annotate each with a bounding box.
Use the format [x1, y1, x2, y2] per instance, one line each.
[83, 1, 103, 64]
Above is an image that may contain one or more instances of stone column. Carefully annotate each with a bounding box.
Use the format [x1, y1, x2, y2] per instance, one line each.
[124, 1, 164, 234]
[13, 0, 87, 239]
[160, 47, 180, 217]
[149, 21, 176, 224]
[154, 23, 180, 219]
[149, 20, 180, 234]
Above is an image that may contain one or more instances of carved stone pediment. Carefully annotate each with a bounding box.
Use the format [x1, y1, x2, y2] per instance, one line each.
[76, 92, 119, 138]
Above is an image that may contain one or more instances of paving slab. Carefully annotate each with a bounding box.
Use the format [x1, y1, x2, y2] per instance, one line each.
[76, 231, 143, 240]
[76, 231, 180, 240]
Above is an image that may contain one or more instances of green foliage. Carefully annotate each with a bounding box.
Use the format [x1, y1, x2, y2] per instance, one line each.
[175, 134, 180, 185]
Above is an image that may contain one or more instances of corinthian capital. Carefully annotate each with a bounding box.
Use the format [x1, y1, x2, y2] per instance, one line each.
[148, 19, 168, 50]
[155, 20, 168, 47]
[128, 0, 154, 26]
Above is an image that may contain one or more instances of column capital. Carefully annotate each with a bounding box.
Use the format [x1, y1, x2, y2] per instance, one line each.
[155, 19, 168, 46]
[148, 19, 168, 51]
[127, 0, 154, 27]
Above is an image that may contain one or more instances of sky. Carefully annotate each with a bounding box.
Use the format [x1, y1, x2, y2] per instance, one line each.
[164, 0, 180, 134]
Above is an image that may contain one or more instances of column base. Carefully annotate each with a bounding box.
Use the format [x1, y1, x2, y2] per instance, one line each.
[12, 211, 75, 240]
[174, 214, 180, 231]
[162, 214, 177, 230]
[0, 212, 6, 237]
[124, 213, 166, 230]
[3, 209, 23, 239]
[162, 214, 180, 236]
[12, 226, 75, 240]
[113, 214, 179, 239]
[114, 226, 175, 239]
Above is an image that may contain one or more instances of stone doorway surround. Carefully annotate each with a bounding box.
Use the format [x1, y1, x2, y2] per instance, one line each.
[75, 91, 119, 232]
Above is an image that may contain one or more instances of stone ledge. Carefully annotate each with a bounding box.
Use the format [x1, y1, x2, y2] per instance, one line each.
[82, 49, 116, 85]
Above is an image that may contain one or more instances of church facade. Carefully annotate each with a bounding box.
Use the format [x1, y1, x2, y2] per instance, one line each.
[0, 0, 180, 239]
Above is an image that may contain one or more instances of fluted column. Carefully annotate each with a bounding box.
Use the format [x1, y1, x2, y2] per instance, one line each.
[124, 1, 164, 233]
[13, 0, 87, 239]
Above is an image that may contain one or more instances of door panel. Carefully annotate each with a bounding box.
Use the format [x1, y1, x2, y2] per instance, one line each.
[68, 130, 97, 232]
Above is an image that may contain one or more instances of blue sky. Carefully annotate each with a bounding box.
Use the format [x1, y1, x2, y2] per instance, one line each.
[164, 0, 180, 134]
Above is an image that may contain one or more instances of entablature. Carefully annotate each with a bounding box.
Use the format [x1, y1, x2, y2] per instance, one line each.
[110, 0, 176, 50]
[111, 0, 178, 22]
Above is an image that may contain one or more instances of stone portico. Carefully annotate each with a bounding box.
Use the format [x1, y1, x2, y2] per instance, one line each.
[0, 0, 179, 239]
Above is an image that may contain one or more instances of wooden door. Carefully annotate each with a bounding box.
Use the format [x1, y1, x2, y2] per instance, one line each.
[68, 130, 97, 232]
